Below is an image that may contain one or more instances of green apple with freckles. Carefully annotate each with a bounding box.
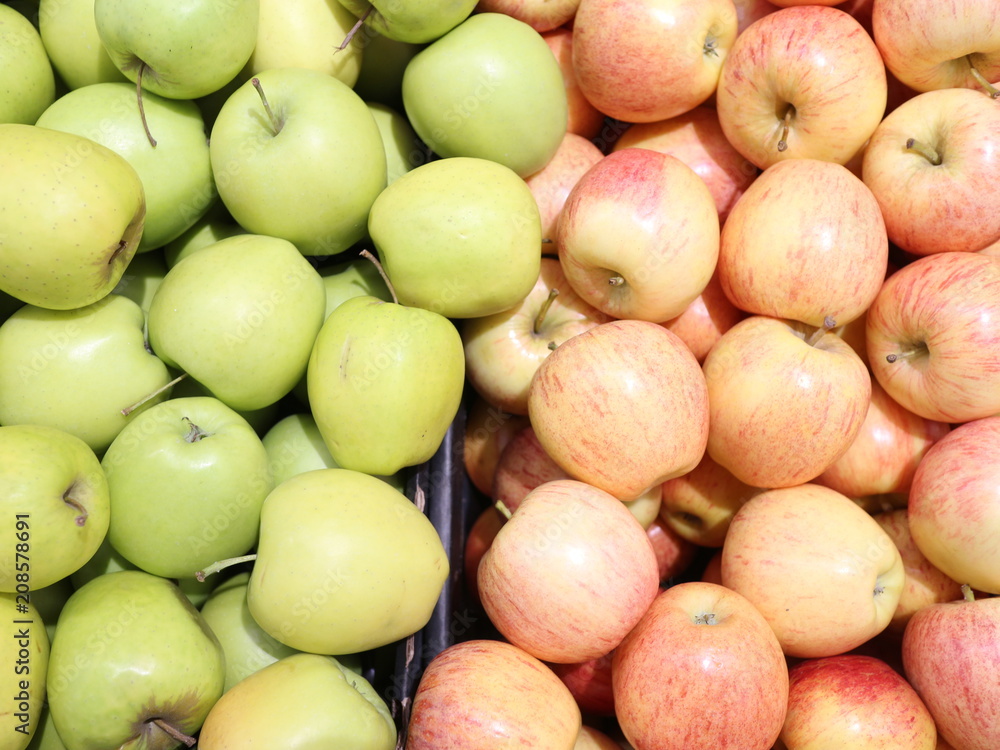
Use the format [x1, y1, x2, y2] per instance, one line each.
[0, 4, 55, 125]
[38, 0, 128, 90]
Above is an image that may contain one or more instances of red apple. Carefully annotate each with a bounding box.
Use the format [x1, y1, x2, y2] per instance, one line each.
[406, 639, 582, 749]
[645, 516, 696, 582]
[908, 415, 1000, 594]
[613, 581, 789, 750]
[542, 27, 607, 141]
[732, 0, 779, 34]
[702, 315, 871, 489]
[780, 654, 937, 750]
[475, 0, 580, 33]
[865, 252, 1000, 422]
[718, 158, 888, 327]
[716, 6, 887, 169]
[463, 506, 506, 607]
[478, 479, 660, 663]
[528, 320, 709, 500]
[557, 148, 720, 322]
[873, 509, 964, 634]
[573, 0, 739, 123]
[862, 88, 1000, 255]
[463, 395, 530, 497]
[721, 483, 905, 658]
[525, 133, 605, 243]
[815, 379, 951, 499]
[701, 549, 724, 585]
[902, 592, 1000, 750]
[611, 106, 758, 224]
[661, 271, 747, 363]
[548, 652, 616, 717]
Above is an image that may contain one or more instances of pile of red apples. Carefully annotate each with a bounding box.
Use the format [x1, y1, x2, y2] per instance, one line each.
[406, 1, 1000, 749]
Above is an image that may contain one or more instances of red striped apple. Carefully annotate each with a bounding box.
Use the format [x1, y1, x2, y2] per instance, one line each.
[661, 271, 747, 363]
[541, 28, 606, 141]
[525, 134, 604, 243]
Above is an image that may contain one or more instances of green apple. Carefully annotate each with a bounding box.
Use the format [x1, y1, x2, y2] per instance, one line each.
[367, 101, 423, 184]
[320, 257, 393, 320]
[240, 468, 449, 655]
[1, 592, 48, 750]
[111, 248, 167, 313]
[162, 201, 244, 268]
[308, 295, 465, 475]
[167, 375, 281, 436]
[0, 425, 110, 592]
[0, 294, 173, 453]
[262, 413, 340, 488]
[35, 81, 216, 252]
[198, 653, 396, 749]
[101, 396, 274, 579]
[25, 706, 67, 750]
[46, 570, 225, 749]
[199, 572, 300, 692]
[38, 0, 128, 90]
[402, 13, 567, 177]
[246, 0, 364, 87]
[68, 535, 136, 590]
[147, 234, 327, 411]
[368, 157, 541, 318]
[26, 577, 73, 643]
[352, 31, 421, 111]
[0, 4, 55, 124]
[0, 123, 145, 310]
[338, 0, 476, 44]
[94, 0, 259, 100]
[210, 67, 387, 256]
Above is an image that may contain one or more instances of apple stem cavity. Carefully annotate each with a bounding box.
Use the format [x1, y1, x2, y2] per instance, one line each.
[195, 553, 258, 582]
[608, 275, 625, 287]
[704, 36, 719, 58]
[693, 612, 718, 625]
[359, 249, 399, 304]
[805, 316, 837, 347]
[777, 104, 795, 152]
[961, 583, 975, 602]
[336, 6, 374, 52]
[121, 372, 188, 417]
[136, 62, 157, 148]
[905, 138, 942, 166]
[967, 56, 1000, 99]
[494, 500, 513, 521]
[182, 417, 210, 443]
[252, 77, 283, 136]
[63, 485, 88, 526]
[150, 719, 196, 747]
[885, 344, 927, 364]
[533, 288, 560, 335]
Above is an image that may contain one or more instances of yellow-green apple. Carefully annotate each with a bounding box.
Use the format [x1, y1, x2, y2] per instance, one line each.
[368, 156, 542, 318]
[401, 13, 567, 178]
[612, 106, 758, 224]
[718, 159, 887, 327]
[872, 0, 1000, 96]
[463, 395, 530, 497]
[541, 27, 606, 140]
[716, 6, 886, 169]
[0, 294, 173, 453]
[0, 123, 145, 310]
[244, 0, 363, 86]
[463, 506, 505, 606]
[525, 133, 604, 243]
[462, 258, 611, 415]
[865, 252, 1000, 422]
[815, 379, 951, 499]
[38, 0, 128, 90]
[721, 483, 905, 657]
[780, 654, 937, 750]
[557, 148, 719, 322]
[907, 416, 1000, 594]
[476, 0, 579, 32]
[549, 653, 615, 717]
[659, 451, 761, 547]
[479, 479, 660, 663]
[645, 516, 696, 582]
[873, 510, 964, 634]
[406, 640, 582, 750]
[572, 0, 738, 123]
[702, 316, 871, 488]
[366, 102, 422, 185]
[613, 582, 788, 750]
[210, 67, 387, 256]
[528, 320, 709, 501]
[575, 726, 621, 750]
[662, 271, 747, 363]
[1, 592, 48, 748]
[904, 589, 1000, 750]
[0, 4, 55, 125]
[112, 248, 167, 314]
[337, 0, 477, 44]
[861, 88, 1000, 255]
[351, 31, 420, 112]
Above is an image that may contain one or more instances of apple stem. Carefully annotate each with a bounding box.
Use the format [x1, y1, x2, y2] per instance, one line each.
[336, 6, 374, 52]
[704, 36, 719, 58]
[494, 500, 513, 520]
[195, 554, 258, 582]
[805, 316, 837, 347]
[252, 77, 282, 136]
[693, 612, 718, 625]
[359, 249, 399, 304]
[777, 104, 795, 152]
[151, 719, 196, 747]
[63, 486, 88, 527]
[885, 347, 923, 364]
[608, 275, 625, 287]
[121, 372, 188, 417]
[136, 62, 157, 148]
[967, 56, 1000, 99]
[533, 288, 560, 335]
[961, 583, 975, 602]
[905, 138, 942, 166]
[182, 417, 209, 443]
